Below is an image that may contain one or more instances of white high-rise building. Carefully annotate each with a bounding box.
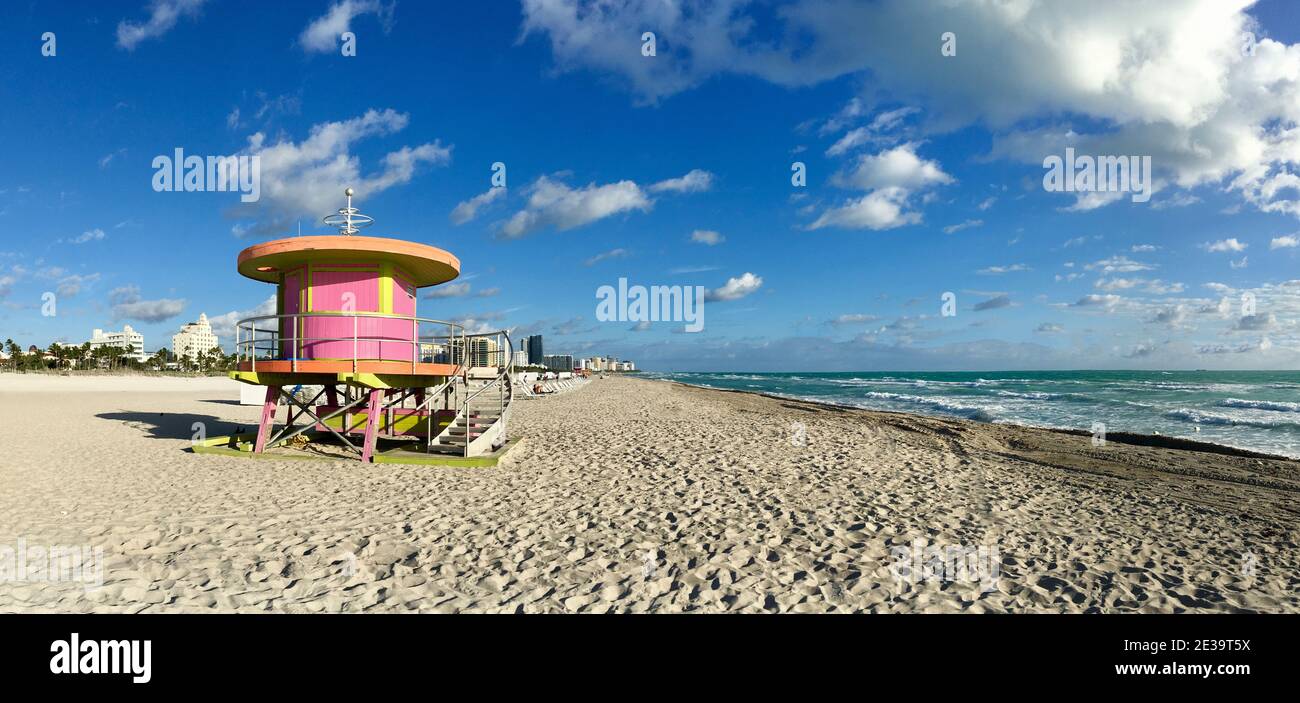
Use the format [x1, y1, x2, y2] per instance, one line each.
[89, 325, 147, 362]
[172, 313, 220, 362]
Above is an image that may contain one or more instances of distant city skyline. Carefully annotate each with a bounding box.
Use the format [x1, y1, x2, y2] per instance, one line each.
[2, 1, 1300, 371]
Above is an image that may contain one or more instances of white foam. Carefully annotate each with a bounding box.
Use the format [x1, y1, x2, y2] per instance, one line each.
[1217, 398, 1300, 413]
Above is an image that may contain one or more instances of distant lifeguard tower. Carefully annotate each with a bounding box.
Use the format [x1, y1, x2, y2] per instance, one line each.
[209, 188, 514, 465]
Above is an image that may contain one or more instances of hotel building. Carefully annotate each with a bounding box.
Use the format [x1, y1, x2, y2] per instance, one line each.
[88, 325, 147, 362]
[172, 313, 220, 363]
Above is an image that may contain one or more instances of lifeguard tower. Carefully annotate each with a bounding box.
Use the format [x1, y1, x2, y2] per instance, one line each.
[210, 188, 514, 465]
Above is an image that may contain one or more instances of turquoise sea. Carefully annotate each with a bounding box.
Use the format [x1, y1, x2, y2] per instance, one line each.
[642, 370, 1300, 458]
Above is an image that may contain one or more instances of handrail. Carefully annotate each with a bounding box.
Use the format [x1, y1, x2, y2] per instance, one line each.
[232, 311, 472, 373]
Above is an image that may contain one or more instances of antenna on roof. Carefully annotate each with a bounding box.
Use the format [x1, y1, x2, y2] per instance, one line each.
[322, 186, 374, 236]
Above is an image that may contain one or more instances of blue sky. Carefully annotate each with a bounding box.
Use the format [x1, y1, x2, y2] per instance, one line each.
[2, 0, 1300, 371]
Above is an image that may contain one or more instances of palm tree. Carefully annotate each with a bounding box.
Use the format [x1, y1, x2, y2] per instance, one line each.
[47, 342, 66, 370]
[5, 339, 22, 371]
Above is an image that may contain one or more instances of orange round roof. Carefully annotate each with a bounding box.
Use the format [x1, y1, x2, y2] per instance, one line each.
[237, 235, 460, 287]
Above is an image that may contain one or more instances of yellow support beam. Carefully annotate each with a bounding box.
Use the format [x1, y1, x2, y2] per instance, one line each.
[336, 372, 450, 389]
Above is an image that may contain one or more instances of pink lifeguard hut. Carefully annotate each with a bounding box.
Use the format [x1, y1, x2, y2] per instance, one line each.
[219, 188, 515, 465]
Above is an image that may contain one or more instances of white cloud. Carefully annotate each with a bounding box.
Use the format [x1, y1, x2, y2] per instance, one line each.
[522, 1, 1300, 219]
[811, 144, 950, 231]
[834, 144, 952, 192]
[98, 149, 126, 169]
[424, 282, 472, 299]
[808, 187, 919, 231]
[117, 0, 207, 51]
[227, 109, 451, 237]
[816, 97, 868, 136]
[1063, 190, 1127, 212]
[826, 128, 872, 157]
[1270, 235, 1299, 249]
[1148, 305, 1190, 328]
[56, 273, 101, 298]
[208, 295, 277, 342]
[1143, 280, 1186, 295]
[450, 187, 507, 225]
[1233, 312, 1276, 331]
[978, 264, 1029, 275]
[300, 0, 394, 53]
[705, 272, 763, 302]
[1151, 192, 1202, 210]
[825, 107, 918, 155]
[690, 229, 724, 245]
[494, 168, 709, 238]
[70, 228, 106, 244]
[1084, 256, 1155, 274]
[501, 175, 651, 238]
[830, 313, 879, 326]
[649, 169, 714, 193]
[1094, 277, 1183, 295]
[583, 248, 629, 266]
[943, 219, 982, 234]
[1203, 238, 1248, 252]
[973, 294, 1013, 311]
[1070, 294, 1123, 310]
[1095, 277, 1140, 291]
[109, 285, 186, 323]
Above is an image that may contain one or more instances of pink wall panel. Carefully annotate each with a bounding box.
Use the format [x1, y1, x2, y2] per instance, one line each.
[280, 270, 302, 357]
[393, 274, 416, 317]
[271, 264, 421, 362]
[302, 317, 416, 361]
[311, 269, 378, 312]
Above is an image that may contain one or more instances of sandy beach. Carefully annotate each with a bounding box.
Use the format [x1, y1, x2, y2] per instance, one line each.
[0, 373, 1296, 613]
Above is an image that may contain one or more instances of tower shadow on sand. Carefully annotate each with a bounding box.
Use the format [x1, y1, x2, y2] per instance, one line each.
[96, 411, 248, 441]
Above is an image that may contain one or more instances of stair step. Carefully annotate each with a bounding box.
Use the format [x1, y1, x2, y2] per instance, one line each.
[458, 421, 497, 428]
[448, 429, 484, 437]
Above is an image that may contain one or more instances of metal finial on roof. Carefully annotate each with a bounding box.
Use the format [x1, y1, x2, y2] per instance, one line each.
[322, 186, 374, 236]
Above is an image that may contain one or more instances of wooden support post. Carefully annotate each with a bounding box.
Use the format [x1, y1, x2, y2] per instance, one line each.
[325, 385, 338, 406]
[253, 385, 281, 453]
[360, 388, 383, 463]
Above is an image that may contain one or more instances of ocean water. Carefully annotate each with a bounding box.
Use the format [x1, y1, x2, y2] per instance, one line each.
[641, 370, 1300, 458]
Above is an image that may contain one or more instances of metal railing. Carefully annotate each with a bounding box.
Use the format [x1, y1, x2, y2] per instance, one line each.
[234, 311, 470, 375]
